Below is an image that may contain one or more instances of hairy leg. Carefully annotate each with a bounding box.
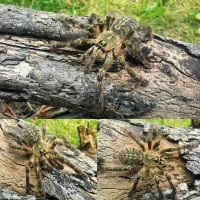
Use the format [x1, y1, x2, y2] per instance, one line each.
[57, 135, 80, 155]
[26, 165, 31, 195]
[153, 176, 165, 199]
[101, 165, 132, 172]
[51, 150, 89, 180]
[10, 143, 32, 154]
[126, 39, 151, 69]
[158, 162, 175, 171]
[153, 139, 161, 150]
[160, 141, 199, 154]
[164, 172, 177, 200]
[149, 169, 164, 199]
[105, 14, 115, 31]
[6, 131, 23, 145]
[34, 162, 46, 200]
[95, 51, 113, 113]
[82, 45, 104, 73]
[39, 154, 53, 171]
[41, 124, 47, 140]
[147, 135, 152, 150]
[47, 153, 64, 170]
[117, 53, 148, 87]
[127, 132, 145, 152]
[128, 167, 146, 197]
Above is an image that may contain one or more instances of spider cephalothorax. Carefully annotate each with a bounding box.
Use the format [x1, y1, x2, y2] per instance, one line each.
[73, 15, 152, 113]
[102, 124, 199, 199]
[6, 123, 89, 200]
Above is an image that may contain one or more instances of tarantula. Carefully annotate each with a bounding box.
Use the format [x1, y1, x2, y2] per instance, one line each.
[72, 15, 152, 112]
[101, 124, 199, 199]
[6, 123, 88, 200]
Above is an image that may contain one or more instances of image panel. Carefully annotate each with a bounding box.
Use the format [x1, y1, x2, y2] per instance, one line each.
[0, 2, 199, 119]
[97, 119, 200, 200]
[0, 119, 97, 200]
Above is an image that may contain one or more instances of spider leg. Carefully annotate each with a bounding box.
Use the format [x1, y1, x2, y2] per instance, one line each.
[95, 51, 113, 112]
[50, 150, 89, 180]
[164, 172, 177, 200]
[101, 166, 132, 172]
[127, 132, 145, 152]
[105, 14, 115, 31]
[154, 177, 165, 200]
[82, 45, 103, 73]
[117, 54, 140, 81]
[128, 166, 146, 197]
[67, 17, 95, 33]
[39, 155, 53, 171]
[49, 139, 80, 156]
[160, 141, 199, 154]
[57, 135, 80, 155]
[117, 54, 148, 86]
[158, 161, 175, 170]
[34, 162, 46, 200]
[62, 156, 88, 179]
[52, 158, 64, 170]
[138, 26, 153, 42]
[47, 135, 57, 144]
[10, 143, 32, 154]
[126, 39, 151, 69]
[147, 135, 152, 150]
[6, 131, 23, 145]
[47, 153, 64, 170]
[149, 169, 164, 199]
[153, 139, 161, 150]
[26, 165, 31, 195]
[148, 124, 160, 139]
[41, 124, 47, 140]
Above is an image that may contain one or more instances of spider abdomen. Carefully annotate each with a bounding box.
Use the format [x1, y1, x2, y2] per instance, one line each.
[118, 148, 143, 166]
[111, 17, 139, 39]
[23, 125, 42, 147]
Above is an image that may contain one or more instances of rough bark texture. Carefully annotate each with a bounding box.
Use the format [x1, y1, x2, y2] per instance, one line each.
[0, 119, 97, 200]
[98, 119, 200, 200]
[0, 4, 200, 118]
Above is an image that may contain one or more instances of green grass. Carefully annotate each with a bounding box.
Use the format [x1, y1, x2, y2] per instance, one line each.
[144, 119, 191, 127]
[25, 119, 97, 146]
[0, 0, 199, 44]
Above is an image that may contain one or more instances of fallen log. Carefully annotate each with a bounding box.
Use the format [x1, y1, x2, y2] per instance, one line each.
[0, 4, 200, 118]
[0, 119, 97, 200]
[98, 119, 200, 200]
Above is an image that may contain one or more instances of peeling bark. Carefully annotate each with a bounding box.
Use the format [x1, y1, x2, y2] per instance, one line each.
[0, 119, 97, 200]
[77, 122, 97, 153]
[0, 4, 200, 118]
[98, 119, 200, 200]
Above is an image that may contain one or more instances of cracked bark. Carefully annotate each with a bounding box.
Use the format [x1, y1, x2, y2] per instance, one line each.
[0, 4, 200, 118]
[98, 119, 200, 200]
[0, 119, 97, 200]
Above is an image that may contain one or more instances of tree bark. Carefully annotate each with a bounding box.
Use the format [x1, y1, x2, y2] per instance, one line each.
[0, 4, 200, 118]
[98, 119, 200, 200]
[77, 122, 97, 153]
[0, 119, 97, 200]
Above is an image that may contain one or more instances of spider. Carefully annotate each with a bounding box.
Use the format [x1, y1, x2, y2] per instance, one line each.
[5, 123, 89, 200]
[71, 14, 152, 113]
[100, 124, 199, 199]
